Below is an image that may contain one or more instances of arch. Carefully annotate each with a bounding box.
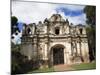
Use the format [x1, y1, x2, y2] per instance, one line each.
[51, 44, 65, 50]
[50, 44, 65, 65]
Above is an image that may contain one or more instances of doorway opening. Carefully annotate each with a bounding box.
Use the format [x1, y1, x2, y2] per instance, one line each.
[51, 44, 65, 65]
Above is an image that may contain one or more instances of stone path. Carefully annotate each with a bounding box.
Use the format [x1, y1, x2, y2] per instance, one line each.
[54, 64, 74, 72]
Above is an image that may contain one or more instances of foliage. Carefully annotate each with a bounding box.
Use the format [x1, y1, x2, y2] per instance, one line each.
[11, 16, 39, 74]
[86, 26, 96, 61]
[84, 6, 96, 62]
[11, 16, 20, 34]
[84, 6, 96, 25]
[11, 16, 18, 26]
[11, 43, 39, 74]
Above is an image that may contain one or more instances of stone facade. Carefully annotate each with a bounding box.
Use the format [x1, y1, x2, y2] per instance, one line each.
[21, 14, 89, 67]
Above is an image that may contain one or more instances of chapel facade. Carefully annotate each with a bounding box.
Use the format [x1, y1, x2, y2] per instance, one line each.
[21, 14, 89, 67]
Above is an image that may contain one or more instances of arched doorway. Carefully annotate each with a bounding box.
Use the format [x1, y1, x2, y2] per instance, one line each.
[51, 44, 65, 65]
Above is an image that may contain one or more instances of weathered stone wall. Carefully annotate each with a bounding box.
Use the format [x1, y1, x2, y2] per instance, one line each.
[21, 14, 90, 67]
[20, 43, 33, 60]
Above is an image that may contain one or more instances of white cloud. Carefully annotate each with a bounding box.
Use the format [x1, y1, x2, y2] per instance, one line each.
[67, 13, 86, 25]
[12, 1, 86, 44]
[55, 10, 86, 25]
[12, 1, 58, 24]
[12, 1, 86, 25]
[54, 4, 86, 25]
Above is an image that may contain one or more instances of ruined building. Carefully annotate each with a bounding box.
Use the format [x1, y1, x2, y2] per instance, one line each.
[21, 14, 89, 67]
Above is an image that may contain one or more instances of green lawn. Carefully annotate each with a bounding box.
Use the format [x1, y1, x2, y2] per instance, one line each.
[72, 62, 96, 70]
[28, 62, 96, 73]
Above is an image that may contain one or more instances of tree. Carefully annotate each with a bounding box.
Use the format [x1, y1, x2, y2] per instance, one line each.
[11, 16, 20, 34]
[84, 6, 96, 62]
[86, 26, 96, 61]
[11, 43, 38, 74]
[11, 16, 37, 74]
[84, 6, 96, 25]
[11, 16, 18, 26]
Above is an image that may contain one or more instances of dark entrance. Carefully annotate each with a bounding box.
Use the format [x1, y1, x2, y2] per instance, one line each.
[53, 47, 64, 65]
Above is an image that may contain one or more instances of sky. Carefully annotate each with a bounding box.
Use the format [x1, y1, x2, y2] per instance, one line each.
[11, 1, 86, 44]
[12, 1, 86, 25]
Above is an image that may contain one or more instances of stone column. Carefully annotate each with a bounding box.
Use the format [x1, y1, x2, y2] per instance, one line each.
[44, 43, 48, 60]
[68, 44, 72, 64]
[27, 43, 33, 60]
[77, 42, 81, 56]
[44, 24, 47, 34]
[85, 42, 90, 62]
[81, 41, 90, 63]
[49, 48, 53, 67]
[64, 48, 67, 64]
[33, 38, 38, 61]
[64, 42, 71, 64]
[42, 41, 49, 68]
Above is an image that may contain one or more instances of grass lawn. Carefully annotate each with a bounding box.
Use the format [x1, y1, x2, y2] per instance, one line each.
[28, 62, 96, 73]
[72, 62, 96, 70]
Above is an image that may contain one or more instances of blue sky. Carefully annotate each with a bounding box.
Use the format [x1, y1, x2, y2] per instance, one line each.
[55, 7, 83, 17]
[17, 22, 23, 32]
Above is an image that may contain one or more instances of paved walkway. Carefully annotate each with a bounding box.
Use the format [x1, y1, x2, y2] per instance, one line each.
[54, 64, 74, 72]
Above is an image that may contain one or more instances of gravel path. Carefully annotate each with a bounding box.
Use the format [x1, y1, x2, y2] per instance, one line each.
[54, 64, 74, 72]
